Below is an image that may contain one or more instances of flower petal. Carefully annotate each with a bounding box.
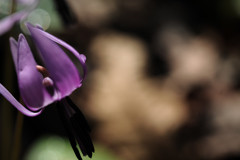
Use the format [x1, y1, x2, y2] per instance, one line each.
[0, 83, 42, 117]
[26, 23, 81, 98]
[10, 35, 56, 112]
[35, 28, 87, 84]
[9, 37, 18, 73]
[0, 11, 26, 36]
[17, 34, 51, 110]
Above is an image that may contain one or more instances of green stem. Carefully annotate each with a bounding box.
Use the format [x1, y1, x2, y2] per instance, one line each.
[10, 110, 24, 160]
[11, 0, 17, 14]
[10, 1, 21, 160]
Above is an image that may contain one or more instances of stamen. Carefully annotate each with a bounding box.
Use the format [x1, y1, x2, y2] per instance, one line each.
[42, 77, 55, 96]
[56, 101, 82, 160]
[64, 98, 94, 155]
[36, 65, 55, 96]
[56, 98, 94, 159]
[36, 65, 50, 78]
[65, 97, 91, 132]
[42, 77, 54, 87]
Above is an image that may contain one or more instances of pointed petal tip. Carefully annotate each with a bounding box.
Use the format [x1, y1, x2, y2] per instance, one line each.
[18, 34, 27, 45]
[35, 24, 44, 30]
[79, 54, 86, 62]
[9, 37, 17, 45]
[9, 37, 16, 42]
[10, 37, 18, 73]
[25, 22, 44, 31]
[25, 22, 35, 33]
[18, 33, 25, 40]
[24, 21, 32, 27]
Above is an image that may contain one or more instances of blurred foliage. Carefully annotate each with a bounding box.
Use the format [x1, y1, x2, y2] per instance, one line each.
[37, 0, 63, 32]
[24, 135, 120, 160]
[19, 0, 63, 33]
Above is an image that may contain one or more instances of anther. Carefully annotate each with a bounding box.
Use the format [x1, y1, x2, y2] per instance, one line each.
[36, 65, 50, 78]
[42, 77, 54, 87]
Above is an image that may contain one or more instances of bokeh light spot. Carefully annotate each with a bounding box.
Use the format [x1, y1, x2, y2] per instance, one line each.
[27, 8, 51, 30]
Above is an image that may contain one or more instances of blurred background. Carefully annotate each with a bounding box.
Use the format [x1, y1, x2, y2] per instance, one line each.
[2, 0, 240, 159]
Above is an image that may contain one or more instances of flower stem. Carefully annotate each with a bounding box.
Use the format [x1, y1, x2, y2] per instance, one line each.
[10, 108, 24, 160]
[11, 0, 17, 14]
[10, 1, 22, 159]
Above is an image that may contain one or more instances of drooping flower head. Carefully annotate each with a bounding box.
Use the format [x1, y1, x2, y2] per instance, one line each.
[6, 22, 86, 114]
[0, 22, 94, 159]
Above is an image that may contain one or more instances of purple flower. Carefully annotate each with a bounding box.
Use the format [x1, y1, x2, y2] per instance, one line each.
[0, 22, 94, 159]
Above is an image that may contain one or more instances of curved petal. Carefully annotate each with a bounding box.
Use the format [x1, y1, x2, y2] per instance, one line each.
[0, 11, 26, 36]
[26, 23, 81, 98]
[0, 83, 42, 117]
[35, 28, 87, 84]
[17, 34, 53, 110]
